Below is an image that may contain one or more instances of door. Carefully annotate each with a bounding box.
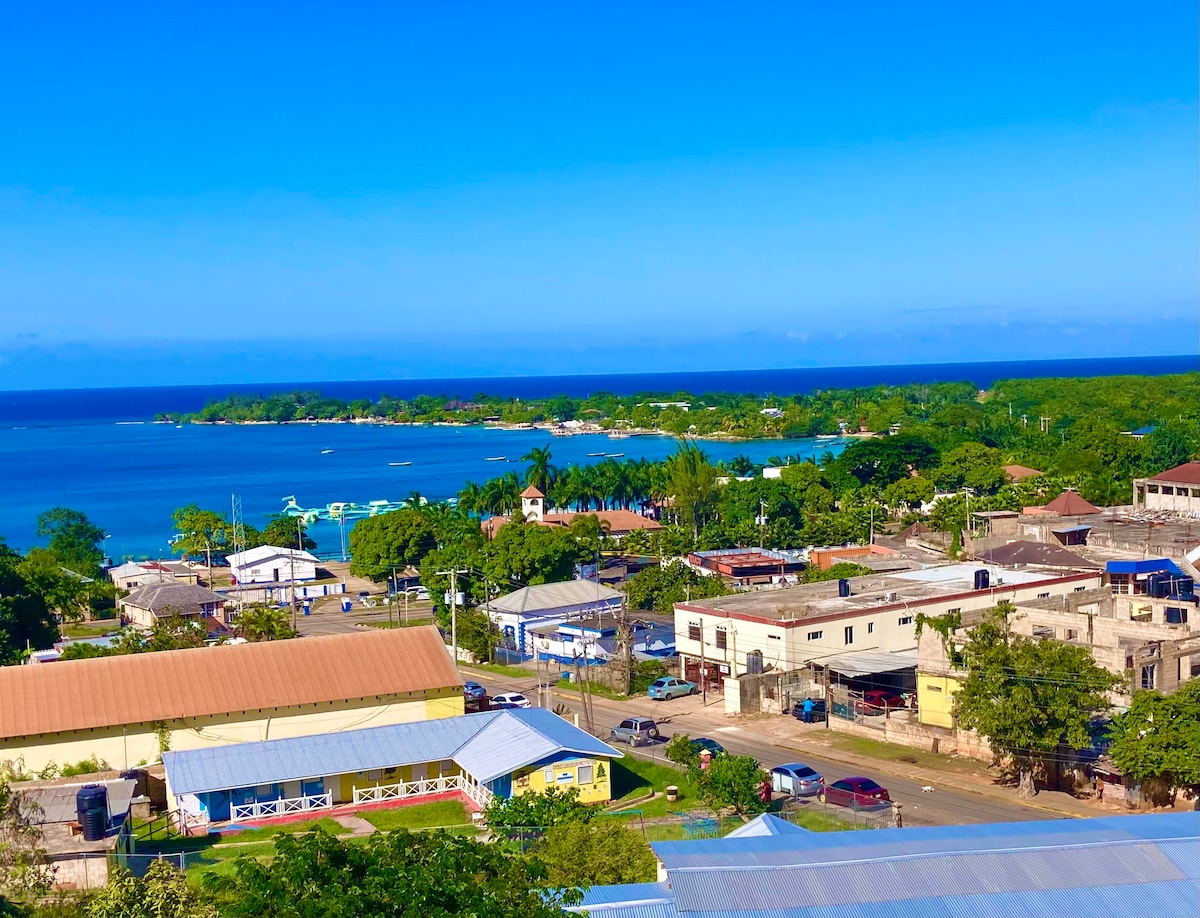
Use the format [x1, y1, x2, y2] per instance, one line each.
[273, 568, 281, 583]
[411, 762, 427, 783]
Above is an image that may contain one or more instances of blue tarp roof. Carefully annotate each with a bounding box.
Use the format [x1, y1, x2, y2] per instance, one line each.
[164, 707, 620, 796]
[1106, 559, 1185, 576]
[575, 814, 1200, 918]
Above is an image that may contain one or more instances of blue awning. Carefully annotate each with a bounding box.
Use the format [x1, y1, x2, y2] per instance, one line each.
[1051, 524, 1093, 534]
[1105, 559, 1184, 576]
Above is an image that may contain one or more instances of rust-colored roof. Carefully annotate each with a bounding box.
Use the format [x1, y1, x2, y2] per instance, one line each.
[1003, 464, 1043, 481]
[0, 626, 460, 740]
[520, 485, 545, 498]
[1149, 461, 1200, 485]
[483, 510, 662, 539]
[1040, 490, 1101, 516]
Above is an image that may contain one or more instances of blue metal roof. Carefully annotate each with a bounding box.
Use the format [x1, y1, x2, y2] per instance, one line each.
[573, 814, 1200, 917]
[1105, 559, 1185, 575]
[725, 814, 811, 838]
[164, 707, 620, 795]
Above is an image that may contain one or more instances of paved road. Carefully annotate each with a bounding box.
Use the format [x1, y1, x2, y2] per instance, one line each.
[298, 603, 436, 637]
[466, 669, 1058, 829]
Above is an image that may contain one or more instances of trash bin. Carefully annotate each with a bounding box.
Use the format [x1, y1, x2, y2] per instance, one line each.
[666, 785, 679, 803]
[341, 599, 353, 613]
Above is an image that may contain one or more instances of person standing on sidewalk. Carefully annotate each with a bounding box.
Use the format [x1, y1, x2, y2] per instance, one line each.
[802, 697, 814, 724]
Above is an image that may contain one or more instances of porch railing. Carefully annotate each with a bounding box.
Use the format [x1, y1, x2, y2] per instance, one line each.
[231, 792, 333, 822]
[353, 774, 493, 808]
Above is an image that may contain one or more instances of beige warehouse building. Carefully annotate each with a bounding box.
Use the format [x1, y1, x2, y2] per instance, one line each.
[0, 626, 463, 774]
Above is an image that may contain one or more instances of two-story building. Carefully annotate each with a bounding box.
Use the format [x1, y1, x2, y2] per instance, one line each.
[674, 563, 1104, 692]
[226, 545, 320, 584]
[1133, 462, 1200, 517]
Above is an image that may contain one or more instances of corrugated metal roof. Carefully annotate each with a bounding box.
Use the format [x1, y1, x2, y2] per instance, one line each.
[1106, 559, 1185, 576]
[725, 814, 810, 838]
[488, 581, 622, 615]
[0, 625, 461, 739]
[578, 883, 674, 908]
[24, 779, 138, 824]
[163, 707, 621, 795]
[818, 649, 916, 679]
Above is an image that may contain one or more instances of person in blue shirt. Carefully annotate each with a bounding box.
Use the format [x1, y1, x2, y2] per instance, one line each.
[802, 697, 814, 723]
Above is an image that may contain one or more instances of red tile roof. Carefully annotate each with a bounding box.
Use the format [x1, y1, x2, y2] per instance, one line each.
[1149, 462, 1200, 485]
[1040, 490, 1101, 516]
[520, 485, 545, 498]
[1003, 464, 1044, 481]
[483, 510, 662, 539]
[0, 626, 459, 740]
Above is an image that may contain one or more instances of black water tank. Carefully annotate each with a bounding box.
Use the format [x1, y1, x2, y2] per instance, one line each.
[1147, 574, 1169, 599]
[974, 569, 990, 590]
[76, 785, 108, 842]
[838, 578, 851, 598]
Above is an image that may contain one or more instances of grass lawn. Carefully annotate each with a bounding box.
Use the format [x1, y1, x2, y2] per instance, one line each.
[182, 840, 277, 881]
[139, 817, 351, 856]
[61, 619, 119, 639]
[608, 757, 704, 818]
[820, 734, 986, 777]
[553, 679, 628, 701]
[464, 662, 537, 680]
[360, 800, 470, 831]
[363, 618, 434, 629]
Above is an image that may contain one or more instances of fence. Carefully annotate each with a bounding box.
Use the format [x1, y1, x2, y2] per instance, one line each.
[352, 775, 493, 809]
[781, 796, 899, 830]
[231, 791, 333, 821]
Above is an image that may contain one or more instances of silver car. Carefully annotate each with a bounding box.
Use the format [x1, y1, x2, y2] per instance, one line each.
[610, 717, 660, 747]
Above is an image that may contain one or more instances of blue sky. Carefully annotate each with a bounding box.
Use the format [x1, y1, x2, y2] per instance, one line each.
[0, 1, 1196, 390]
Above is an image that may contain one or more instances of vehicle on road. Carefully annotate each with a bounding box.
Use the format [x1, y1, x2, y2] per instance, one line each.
[770, 763, 824, 797]
[689, 737, 725, 757]
[610, 717, 660, 746]
[791, 698, 827, 723]
[647, 677, 698, 700]
[855, 691, 906, 715]
[819, 776, 891, 807]
[463, 680, 487, 700]
[491, 692, 531, 709]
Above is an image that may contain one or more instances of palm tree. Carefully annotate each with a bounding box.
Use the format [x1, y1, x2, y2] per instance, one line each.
[457, 481, 484, 516]
[404, 490, 425, 509]
[522, 446, 556, 493]
[236, 605, 295, 642]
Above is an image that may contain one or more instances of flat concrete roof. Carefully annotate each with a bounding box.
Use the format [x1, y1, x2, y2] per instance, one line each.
[680, 564, 1092, 624]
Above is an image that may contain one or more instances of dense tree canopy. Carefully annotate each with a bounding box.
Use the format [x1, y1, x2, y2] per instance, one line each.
[532, 821, 656, 888]
[0, 543, 57, 665]
[1108, 680, 1200, 806]
[625, 560, 729, 613]
[348, 509, 437, 581]
[35, 508, 105, 577]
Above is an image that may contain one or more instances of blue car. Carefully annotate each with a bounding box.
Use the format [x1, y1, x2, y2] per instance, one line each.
[463, 680, 487, 700]
[647, 677, 698, 701]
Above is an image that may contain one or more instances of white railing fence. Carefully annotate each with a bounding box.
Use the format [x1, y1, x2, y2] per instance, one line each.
[353, 774, 492, 808]
[231, 792, 333, 822]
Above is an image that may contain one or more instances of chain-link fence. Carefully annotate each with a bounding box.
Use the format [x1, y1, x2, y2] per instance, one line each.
[780, 795, 898, 830]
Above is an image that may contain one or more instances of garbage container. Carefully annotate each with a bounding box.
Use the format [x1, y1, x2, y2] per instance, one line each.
[666, 786, 679, 803]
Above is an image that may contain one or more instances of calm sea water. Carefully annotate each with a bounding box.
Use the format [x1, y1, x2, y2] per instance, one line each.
[1, 355, 1194, 558]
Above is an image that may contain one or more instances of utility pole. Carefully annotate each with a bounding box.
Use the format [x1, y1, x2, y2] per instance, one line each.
[699, 619, 706, 706]
[438, 568, 468, 667]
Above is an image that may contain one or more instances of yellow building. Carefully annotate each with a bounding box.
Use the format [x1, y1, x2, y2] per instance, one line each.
[161, 708, 621, 828]
[0, 627, 462, 774]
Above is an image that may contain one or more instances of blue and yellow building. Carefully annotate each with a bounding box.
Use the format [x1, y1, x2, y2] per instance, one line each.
[162, 707, 621, 828]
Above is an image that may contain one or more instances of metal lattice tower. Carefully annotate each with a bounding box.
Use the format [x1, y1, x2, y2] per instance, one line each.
[231, 492, 247, 610]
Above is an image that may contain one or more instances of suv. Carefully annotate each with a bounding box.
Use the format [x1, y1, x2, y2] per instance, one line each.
[855, 690, 906, 715]
[647, 677, 698, 701]
[610, 717, 660, 746]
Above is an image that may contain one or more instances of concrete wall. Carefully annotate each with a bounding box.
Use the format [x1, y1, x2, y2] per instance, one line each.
[827, 710, 992, 762]
[50, 854, 109, 891]
[1, 687, 465, 775]
[512, 754, 613, 804]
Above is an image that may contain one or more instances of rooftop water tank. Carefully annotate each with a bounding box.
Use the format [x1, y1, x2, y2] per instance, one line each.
[76, 784, 108, 842]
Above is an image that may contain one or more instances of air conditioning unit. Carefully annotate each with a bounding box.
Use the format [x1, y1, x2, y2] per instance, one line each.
[883, 591, 898, 602]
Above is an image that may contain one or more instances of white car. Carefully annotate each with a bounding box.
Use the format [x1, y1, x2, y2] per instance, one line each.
[492, 692, 531, 709]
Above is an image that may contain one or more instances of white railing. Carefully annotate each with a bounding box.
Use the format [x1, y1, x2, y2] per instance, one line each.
[231, 792, 333, 822]
[353, 774, 493, 809]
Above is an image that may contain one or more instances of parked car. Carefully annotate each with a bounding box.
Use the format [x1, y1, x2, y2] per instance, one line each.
[491, 692, 531, 709]
[647, 677, 699, 700]
[770, 763, 824, 797]
[819, 776, 891, 807]
[689, 737, 725, 757]
[463, 680, 487, 700]
[610, 717, 660, 746]
[855, 691, 906, 715]
[411, 586, 430, 601]
[791, 698, 827, 723]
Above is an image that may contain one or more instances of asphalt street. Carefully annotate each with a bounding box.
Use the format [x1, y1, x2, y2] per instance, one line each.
[465, 669, 1060, 829]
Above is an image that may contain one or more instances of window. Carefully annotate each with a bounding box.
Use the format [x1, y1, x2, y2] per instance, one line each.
[898, 615, 914, 626]
[867, 622, 874, 635]
[688, 622, 701, 642]
[768, 633, 781, 640]
[947, 607, 961, 614]
[544, 768, 555, 783]
[1037, 592, 1051, 599]
[1066, 629, 1078, 641]
[844, 625, 854, 645]
[807, 630, 823, 641]
[925, 684, 943, 693]
[1148, 484, 1159, 493]
[1074, 586, 1087, 592]
[577, 764, 594, 785]
[1141, 664, 1156, 690]
[715, 627, 727, 650]
[367, 769, 383, 781]
[1192, 488, 1200, 498]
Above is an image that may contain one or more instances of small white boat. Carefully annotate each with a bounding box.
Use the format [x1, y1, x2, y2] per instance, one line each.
[587, 452, 606, 457]
[815, 434, 838, 440]
[485, 456, 506, 461]
[814, 443, 827, 449]
[607, 453, 625, 458]
[389, 461, 412, 467]
[321, 449, 335, 454]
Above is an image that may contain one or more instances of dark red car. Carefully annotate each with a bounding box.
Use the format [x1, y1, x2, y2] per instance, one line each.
[855, 690, 906, 715]
[819, 776, 891, 807]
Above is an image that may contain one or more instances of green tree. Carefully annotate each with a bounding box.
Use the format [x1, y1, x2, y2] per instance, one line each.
[952, 602, 1118, 797]
[235, 605, 296, 642]
[36, 507, 105, 577]
[480, 522, 585, 589]
[0, 543, 57, 665]
[664, 732, 700, 770]
[521, 446, 557, 494]
[699, 754, 768, 814]
[883, 476, 935, 513]
[624, 560, 729, 614]
[482, 786, 592, 832]
[170, 505, 231, 562]
[800, 562, 871, 584]
[348, 509, 437, 581]
[204, 828, 579, 917]
[257, 515, 316, 551]
[16, 548, 93, 624]
[0, 778, 52, 903]
[533, 820, 656, 887]
[666, 442, 719, 538]
[1148, 424, 1196, 472]
[87, 859, 214, 918]
[1108, 680, 1200, 806]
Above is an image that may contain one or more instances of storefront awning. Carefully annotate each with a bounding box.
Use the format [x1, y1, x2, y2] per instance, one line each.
[820, 648, 917, 679]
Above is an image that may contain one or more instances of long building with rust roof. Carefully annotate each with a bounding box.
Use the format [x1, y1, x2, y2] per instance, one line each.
[0, 626, 463, 773]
